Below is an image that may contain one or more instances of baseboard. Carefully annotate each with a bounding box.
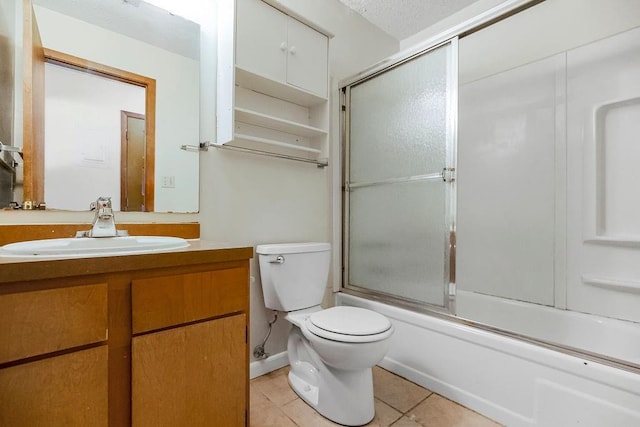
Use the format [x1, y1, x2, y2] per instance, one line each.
[250, 351, 290, 379]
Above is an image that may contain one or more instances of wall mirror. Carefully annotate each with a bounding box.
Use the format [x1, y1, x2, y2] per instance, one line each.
[0, 0, 202, 212]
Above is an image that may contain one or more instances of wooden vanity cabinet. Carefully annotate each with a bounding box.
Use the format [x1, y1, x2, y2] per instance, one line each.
[0, 346, 109, 427]
[0, 283, 109, 427]
[131, 268, 249, 426]
[0, 247, 252, 427]
[132, 314, 246, 426]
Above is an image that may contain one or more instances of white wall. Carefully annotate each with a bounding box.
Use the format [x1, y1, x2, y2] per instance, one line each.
[44, 63, 145, 211]
[200, 0, 397, 366]
[34, 5, 200, 213]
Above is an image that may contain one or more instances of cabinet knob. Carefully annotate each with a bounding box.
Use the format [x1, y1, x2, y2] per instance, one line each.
[289, 46, 297, 55]
[280, 42, 287, 51]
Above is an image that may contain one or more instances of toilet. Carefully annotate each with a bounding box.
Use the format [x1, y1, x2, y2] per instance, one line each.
[256, 242, 393, 426]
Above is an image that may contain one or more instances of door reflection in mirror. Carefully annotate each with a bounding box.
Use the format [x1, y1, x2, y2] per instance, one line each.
[43, 55, 154, 211]
[121, 111, 146, 212]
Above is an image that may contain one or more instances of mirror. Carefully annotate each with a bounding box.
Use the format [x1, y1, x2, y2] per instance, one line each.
[1, 0, 202, 212]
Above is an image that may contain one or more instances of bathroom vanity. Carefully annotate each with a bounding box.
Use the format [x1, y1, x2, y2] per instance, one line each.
[0, 242, 252, 426]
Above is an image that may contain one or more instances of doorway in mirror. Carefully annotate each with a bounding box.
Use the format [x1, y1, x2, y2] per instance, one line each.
[121, 111, 146, 212]
[43, 52, 156, 211]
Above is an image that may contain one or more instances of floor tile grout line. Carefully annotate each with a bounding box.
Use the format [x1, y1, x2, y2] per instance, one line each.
[373, 388, 433, 416]
[384, 392, 435, 427]
[403, 391, 434, 415]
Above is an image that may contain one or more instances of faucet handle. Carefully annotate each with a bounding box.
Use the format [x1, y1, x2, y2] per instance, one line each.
[91, 196, 112, 211]
[97, 196, 112, 206]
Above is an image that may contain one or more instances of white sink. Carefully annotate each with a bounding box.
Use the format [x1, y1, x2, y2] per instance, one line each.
[0, 236, 190, 258]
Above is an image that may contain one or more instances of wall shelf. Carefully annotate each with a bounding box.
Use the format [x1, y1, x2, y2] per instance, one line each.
[234, 133, 322, 154]
[235, 66, 327, 107]
[217, 0, 330, 167]
[234, 107, 327, 138]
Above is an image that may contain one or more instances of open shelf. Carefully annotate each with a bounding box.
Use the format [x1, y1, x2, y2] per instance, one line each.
[234, 107, 327, 138]
[234, 133, 322, 154]
[235, 66, 327, 107]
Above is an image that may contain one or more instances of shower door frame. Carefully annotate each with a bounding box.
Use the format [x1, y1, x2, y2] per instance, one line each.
[341, 38, 459, 313]
[338, 0, 640, 375]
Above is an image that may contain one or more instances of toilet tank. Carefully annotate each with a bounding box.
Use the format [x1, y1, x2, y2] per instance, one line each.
[256, 242, 331, 312]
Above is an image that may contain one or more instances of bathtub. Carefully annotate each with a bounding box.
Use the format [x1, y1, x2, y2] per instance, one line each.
[455, 290, 640, 366]
[338, 292, 640, 426]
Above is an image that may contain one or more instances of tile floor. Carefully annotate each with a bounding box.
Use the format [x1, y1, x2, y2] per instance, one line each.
[250, 366, 501, 426]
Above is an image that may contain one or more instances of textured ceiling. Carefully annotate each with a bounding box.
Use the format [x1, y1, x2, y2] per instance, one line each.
[337, 0, 478, 40]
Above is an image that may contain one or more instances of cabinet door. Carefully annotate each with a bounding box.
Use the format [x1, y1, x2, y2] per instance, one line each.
[132, 314, 247, 427]
[236, 0, 287, 83]
[0, 283, 108, 364]
[286, 17, 328, 97]
[0, 346, 108, 427]
[131, 268, 248, 334]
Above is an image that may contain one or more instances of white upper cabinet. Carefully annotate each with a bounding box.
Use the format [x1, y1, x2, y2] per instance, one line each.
[235, 0, 288, 86]
[235, 0, 328, 98]
[286, 17, 328, 97]
[217, 0, 330, 165]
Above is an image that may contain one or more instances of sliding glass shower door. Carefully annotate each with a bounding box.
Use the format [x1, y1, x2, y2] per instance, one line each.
[344, 40, 457, 308]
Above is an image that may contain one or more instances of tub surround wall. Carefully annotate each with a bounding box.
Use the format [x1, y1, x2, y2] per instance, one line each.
[457, 53, 558, 306]
[456, 0, 640, 325]
[336, 1, 640, 425]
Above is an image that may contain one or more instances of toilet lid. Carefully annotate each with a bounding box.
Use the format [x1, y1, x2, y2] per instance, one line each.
[307, 306, 392, 342]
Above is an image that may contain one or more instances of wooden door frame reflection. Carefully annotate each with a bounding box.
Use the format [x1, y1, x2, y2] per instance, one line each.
[43, 48, 156, 211]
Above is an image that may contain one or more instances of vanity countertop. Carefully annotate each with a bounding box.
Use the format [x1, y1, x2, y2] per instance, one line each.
[0, 240, 253, 284]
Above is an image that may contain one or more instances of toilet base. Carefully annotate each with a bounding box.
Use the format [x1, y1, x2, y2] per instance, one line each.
[287, 328, 376, 426]
[289, 363, 375, 426]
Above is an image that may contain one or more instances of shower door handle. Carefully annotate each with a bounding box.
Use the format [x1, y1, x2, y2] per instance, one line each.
[442, 167, 456, 182]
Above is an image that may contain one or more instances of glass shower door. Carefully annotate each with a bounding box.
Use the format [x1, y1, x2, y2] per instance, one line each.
[344, 40, 457, 308]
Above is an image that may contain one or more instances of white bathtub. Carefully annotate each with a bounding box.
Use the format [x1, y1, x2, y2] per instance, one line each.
[455, 290, 640, 366]
[338, 293, 640, 427]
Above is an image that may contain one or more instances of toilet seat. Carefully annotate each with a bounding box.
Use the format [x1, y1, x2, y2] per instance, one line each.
[305, 306, 392, 343]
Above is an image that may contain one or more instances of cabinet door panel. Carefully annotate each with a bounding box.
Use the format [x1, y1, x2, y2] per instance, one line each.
[286, 17, 328, 97]
[0, 346, 108, 427]
[132, 267, 248, 334]
[236, 0, 287, 83]
[132, 314, 247, 427]
[0, 283, 108, 363]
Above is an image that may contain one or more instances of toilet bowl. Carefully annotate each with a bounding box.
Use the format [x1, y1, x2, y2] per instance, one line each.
[285, 305, 393, 425]
[256, 243, 394, 426]
[292, 306, 393, 369]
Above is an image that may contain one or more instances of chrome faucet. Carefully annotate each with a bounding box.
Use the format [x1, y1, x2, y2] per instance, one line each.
[76, 197, 128, 238]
